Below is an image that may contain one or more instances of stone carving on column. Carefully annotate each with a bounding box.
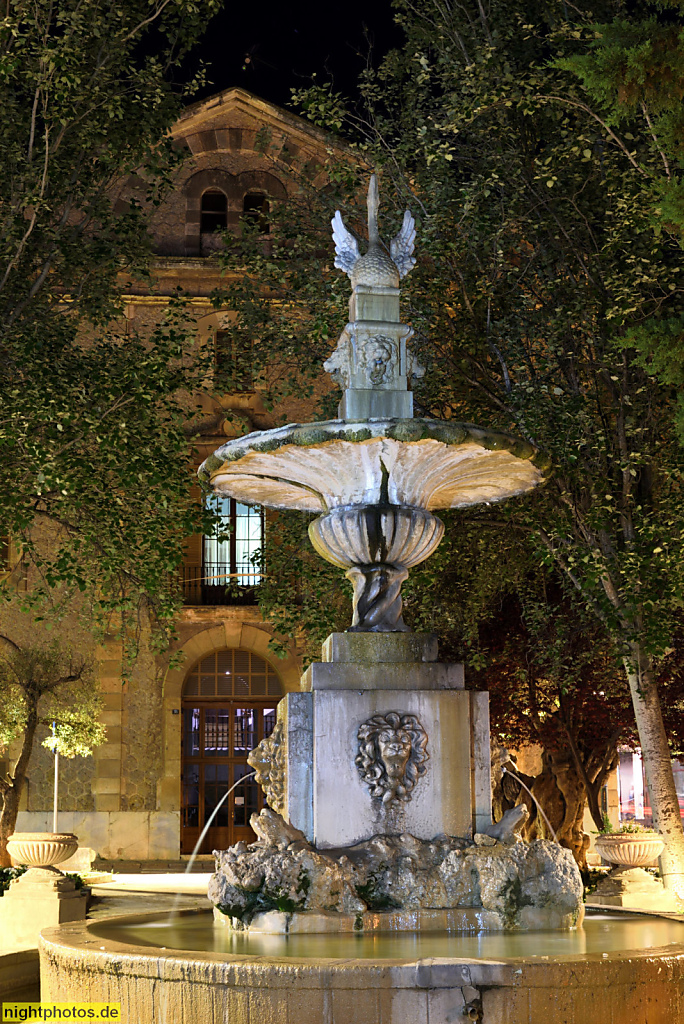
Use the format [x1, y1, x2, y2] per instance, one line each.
[323, 330, 352, 389]
[363, 336, 395, 386]
[355, 711, 429, 805]
[247, 721, 286, 817]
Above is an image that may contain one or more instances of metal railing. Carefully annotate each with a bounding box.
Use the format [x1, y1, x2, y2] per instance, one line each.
[179, 563, 259, 607]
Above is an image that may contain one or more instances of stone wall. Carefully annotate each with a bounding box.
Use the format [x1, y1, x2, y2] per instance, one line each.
[25, 728, 95, 814]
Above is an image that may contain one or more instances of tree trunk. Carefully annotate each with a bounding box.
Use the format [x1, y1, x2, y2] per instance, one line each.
[624, 643, 684, 895]
[0, 785, 24, 868]
[0, 709, 38, 868]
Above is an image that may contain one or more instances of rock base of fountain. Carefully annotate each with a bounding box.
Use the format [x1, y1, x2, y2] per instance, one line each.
[208, 811, 583, 934]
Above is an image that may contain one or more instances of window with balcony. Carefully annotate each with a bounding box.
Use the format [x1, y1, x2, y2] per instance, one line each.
[180, 496, 263, 606]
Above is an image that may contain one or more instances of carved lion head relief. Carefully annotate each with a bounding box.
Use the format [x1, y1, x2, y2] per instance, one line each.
[355, 711, 429, 806]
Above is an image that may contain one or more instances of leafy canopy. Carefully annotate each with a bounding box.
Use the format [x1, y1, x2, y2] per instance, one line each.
[0, 0, 223, 650]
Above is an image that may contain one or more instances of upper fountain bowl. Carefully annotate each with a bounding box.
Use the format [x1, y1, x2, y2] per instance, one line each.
[199, 417, 548, 514]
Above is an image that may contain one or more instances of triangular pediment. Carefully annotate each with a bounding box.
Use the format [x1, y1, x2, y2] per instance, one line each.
[172, 87, 333, 162]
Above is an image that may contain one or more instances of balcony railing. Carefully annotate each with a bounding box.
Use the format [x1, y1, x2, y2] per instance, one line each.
[179, 564, 259, 607]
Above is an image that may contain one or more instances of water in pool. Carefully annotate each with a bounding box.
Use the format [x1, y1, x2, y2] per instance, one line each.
[93, 910, 684, 961]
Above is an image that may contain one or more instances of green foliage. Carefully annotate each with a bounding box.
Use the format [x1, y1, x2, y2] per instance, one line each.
[0, 0, 223, 653]
[283, 0, 684, 665]
[256, 510, 351, 664]
[215, 0, 684, 854]
[64, 872, 87, 890]
[580, 866, 605, 896]
[610, 821, 660, 834]
[355, 871, 400, 911]
[557, 4, 684, 418]
[0, 642, 105, 757]
[0, 865, 25, 892]
[217, 869, 310, 924]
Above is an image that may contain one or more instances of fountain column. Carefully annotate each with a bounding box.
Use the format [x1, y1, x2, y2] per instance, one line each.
[252, 632, 493, 848]
[201, 177, 581, 935]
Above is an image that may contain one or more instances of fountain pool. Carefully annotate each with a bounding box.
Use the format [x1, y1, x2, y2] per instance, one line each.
[40, 908, 684, 1023]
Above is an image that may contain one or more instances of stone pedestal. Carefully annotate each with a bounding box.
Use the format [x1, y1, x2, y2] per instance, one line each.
[592, 866, 681, 911]
[256, 633, 492, 849]
[0, 867, 86, 948]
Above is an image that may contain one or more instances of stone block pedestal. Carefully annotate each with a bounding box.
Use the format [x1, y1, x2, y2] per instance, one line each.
[592, 867, 681, 911]
[0, 867, 86, 948]
[255, 633, 492, 848]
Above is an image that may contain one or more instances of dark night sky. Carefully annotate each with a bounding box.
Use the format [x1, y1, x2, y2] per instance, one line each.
[191, 0, 403, 109]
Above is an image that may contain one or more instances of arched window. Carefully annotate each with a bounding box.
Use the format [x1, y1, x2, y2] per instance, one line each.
[242, 191, 270, 234]
[182, 648, 282, 699]
[181, 648, 281, 853]
[200, 189, 228, 234]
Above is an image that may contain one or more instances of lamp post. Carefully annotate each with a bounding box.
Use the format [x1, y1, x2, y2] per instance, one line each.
[52, 721, 59, 833]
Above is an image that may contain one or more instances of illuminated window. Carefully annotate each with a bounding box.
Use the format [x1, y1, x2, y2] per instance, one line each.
[203, 494, 263, 590]
[182, 649, 282, 699]
[181, 648, 281, 852]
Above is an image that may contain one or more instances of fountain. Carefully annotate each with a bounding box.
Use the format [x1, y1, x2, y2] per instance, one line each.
[39, 178, 684, 1023]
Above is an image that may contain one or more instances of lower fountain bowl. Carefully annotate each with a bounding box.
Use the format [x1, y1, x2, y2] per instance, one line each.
[308, 504, 444, 570]
[40, 908, 684, 1024]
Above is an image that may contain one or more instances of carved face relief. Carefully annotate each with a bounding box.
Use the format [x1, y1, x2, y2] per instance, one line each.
[362, 336, 395, 386]
[355, 712, 429, 806]
[377, 729, 412, 782]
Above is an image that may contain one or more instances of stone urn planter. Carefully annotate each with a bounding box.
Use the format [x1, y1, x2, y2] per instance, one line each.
[0, 833, 86, 946]
[594, 831, 664, 868]
[592, 831, 678, 911]
[6, 832, 79, 870]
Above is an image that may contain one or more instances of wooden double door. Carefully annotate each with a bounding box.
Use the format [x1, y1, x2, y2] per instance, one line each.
[181, 701, 277, 854]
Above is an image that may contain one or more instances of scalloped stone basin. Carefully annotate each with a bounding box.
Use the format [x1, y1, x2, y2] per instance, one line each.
[40, 909, 684, 1024]
[595, 833, 665, 868]
[309, 505, 444, 569]
[7, 832, 78, 868]
[200, 418, 546, 513]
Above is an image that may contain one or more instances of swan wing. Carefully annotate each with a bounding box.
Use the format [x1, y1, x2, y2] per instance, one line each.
[332, 210, 360, 277]
[390, 210, 417, 279]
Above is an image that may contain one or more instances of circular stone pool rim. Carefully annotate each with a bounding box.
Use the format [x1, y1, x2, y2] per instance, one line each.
[40, 909, 684, 1024]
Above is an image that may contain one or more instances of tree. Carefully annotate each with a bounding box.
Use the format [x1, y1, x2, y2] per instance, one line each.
[220, 0, 684, 891]
[0, 0, 223, 650]
[330, 0, 684, 891]
[0, 638, 105, 866]
[555, 3, 684, 440]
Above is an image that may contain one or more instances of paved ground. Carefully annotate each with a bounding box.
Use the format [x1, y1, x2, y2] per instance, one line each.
[92, 872, 212, 898]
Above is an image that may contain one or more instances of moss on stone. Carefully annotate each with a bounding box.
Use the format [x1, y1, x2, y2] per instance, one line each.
[199, 417, 552, 487]
[388, 421, 424, 442]
[355, 869, 400, 912]
[498, 876, 535, 929]
[294, 428, 330, 445]
[216, 867, 312, 925]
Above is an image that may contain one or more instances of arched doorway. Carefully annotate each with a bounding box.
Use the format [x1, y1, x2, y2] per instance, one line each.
[180, 647, 282, 854]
